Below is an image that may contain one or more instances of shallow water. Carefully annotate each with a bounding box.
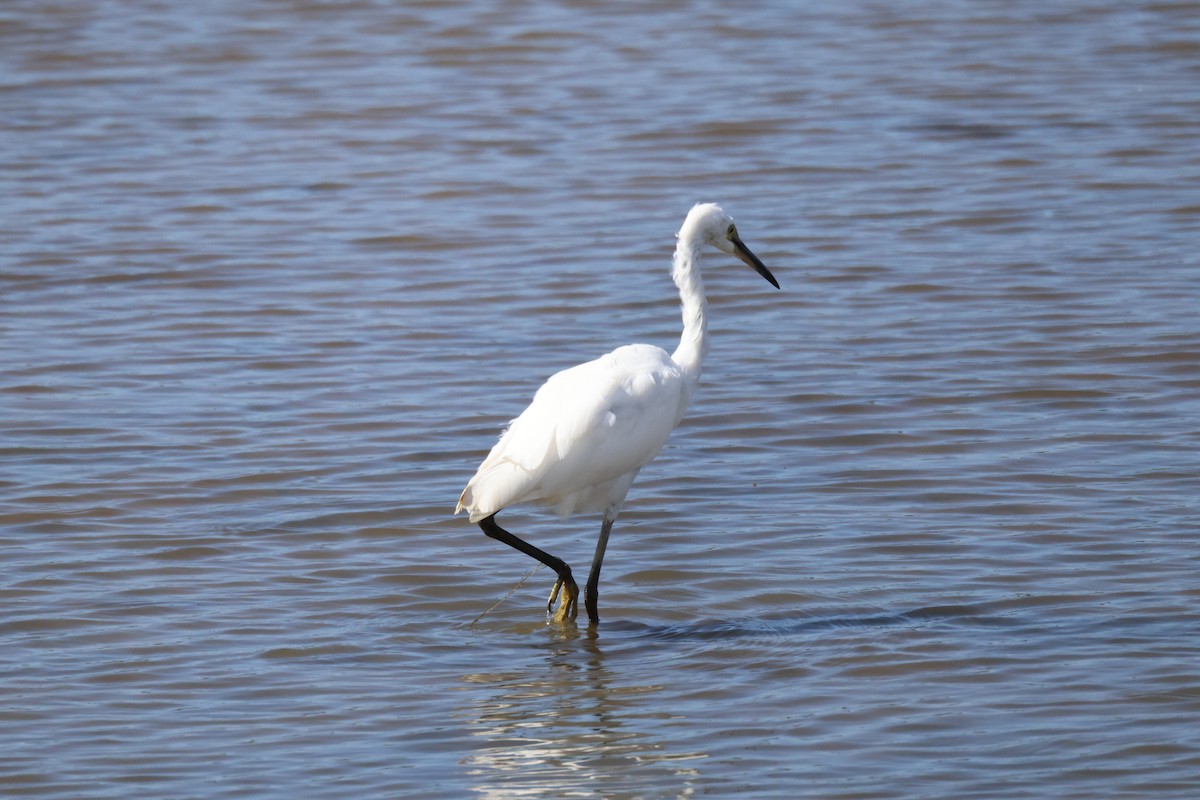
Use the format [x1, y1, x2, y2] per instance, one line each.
[3, 1, 1200, 797]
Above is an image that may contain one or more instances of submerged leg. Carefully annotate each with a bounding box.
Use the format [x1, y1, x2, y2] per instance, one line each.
[479, 514, 577, 623]
[584, 513, 616, 624]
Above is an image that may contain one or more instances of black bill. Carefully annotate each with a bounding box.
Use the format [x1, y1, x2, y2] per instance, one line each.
[731, 236, 780, 289]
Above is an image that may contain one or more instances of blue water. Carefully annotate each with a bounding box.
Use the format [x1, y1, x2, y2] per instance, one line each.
[3, 1, 1199, 797]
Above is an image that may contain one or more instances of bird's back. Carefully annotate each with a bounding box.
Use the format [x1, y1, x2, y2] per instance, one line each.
[456, 344, 691, 522]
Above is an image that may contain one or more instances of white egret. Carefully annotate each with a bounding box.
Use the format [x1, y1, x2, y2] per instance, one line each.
[456, 203, 779, 624]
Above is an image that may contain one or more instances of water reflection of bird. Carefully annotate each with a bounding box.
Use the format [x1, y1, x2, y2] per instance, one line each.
[456, 203, 779, 624]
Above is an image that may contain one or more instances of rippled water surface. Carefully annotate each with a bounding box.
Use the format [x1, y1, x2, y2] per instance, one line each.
[3, 1, 1200, 797]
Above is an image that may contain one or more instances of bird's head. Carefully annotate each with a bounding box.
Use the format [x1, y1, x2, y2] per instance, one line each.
[680, 202, 780, 289]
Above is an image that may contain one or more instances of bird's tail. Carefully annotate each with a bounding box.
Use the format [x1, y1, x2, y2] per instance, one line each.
[454, 455, 538, 523]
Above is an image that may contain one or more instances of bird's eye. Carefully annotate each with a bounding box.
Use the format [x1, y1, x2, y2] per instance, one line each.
[727, 224, 738, 239]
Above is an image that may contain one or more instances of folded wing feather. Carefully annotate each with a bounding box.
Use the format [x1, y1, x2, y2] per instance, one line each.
[456, 344, 687, 522]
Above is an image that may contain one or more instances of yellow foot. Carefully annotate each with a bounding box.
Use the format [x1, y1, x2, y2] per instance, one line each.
[546, 577, 579, 624]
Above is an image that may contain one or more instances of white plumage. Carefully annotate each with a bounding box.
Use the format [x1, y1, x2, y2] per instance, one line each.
[456, 202, 779, 624]
[458, 344, 687, 522]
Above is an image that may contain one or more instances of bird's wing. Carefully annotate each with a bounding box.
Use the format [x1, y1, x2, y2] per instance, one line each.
[457, 345, 686, 521]
[541, 346, 685, 495]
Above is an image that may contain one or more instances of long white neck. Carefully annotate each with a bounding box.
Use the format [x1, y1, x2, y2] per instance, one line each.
[670, 234, 708, 387]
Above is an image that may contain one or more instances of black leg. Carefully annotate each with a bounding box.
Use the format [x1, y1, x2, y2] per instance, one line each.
[584, 515, 615, 624]
[479, 514, 577, 620]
